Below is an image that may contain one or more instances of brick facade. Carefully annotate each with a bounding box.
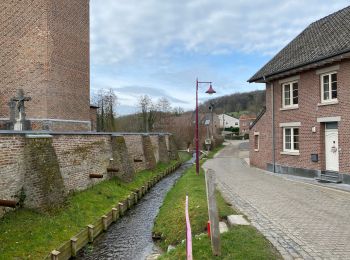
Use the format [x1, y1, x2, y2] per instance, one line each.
[239, 114, 256, 135]
[0, 0, 90, 131]
[250, 59, 350, 178]
[0, 132, 172, 217]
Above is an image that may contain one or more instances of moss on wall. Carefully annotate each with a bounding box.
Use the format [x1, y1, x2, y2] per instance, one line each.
[24, 136, 66, 210]
[158, 135, 170, 163]
[142, 135, 157, 170]
[64, 140, 105, 160]
[169, 135, 180, 160]
[111, 136, 135, 182]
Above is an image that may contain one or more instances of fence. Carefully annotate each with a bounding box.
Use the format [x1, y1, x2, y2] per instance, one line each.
[47, 162, 182, 260]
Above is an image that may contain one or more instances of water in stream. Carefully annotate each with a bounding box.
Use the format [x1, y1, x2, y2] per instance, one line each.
[78, 163, 192, 260]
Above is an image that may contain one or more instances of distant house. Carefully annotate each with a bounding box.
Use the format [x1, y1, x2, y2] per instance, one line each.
[218, 114, 239, 128]
[239, 114, 256, 135]
[248, 6, 350, 183]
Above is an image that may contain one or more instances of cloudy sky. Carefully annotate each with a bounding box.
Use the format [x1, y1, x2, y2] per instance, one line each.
[90, 1, 349, 115]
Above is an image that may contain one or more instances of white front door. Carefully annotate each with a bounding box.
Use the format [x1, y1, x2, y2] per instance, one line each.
[325, 128, 339, 171]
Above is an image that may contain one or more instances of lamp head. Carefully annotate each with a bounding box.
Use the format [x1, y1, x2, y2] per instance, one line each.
[205, 84, 216, 95]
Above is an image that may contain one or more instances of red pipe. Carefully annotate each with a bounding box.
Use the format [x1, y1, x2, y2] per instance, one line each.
[0, 199, 17, 208]
[107, 168, 119, 173]
[89, 174, 104, 179]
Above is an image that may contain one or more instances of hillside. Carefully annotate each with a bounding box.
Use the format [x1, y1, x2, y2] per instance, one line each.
[201, 89, 265, 116]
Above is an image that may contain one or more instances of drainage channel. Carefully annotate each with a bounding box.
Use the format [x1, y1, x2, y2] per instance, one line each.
[77, 163, 191, 260]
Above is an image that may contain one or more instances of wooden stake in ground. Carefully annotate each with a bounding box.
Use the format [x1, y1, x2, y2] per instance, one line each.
[205, 169, 221, 256]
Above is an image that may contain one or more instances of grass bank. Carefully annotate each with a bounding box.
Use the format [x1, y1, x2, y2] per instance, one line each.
[0, 161, 179, 260]
[153, 148, 282, 259]
[178, 151, 192, 163]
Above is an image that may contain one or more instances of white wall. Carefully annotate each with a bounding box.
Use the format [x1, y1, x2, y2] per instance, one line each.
[218, 114, 239, 128]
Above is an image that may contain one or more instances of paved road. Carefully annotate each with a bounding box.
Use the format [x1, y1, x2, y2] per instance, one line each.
[204, 141, 350, 260]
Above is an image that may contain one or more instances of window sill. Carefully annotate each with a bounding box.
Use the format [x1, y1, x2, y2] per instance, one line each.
[280, 105, 299, 111]
[318, 100, 338, 106]
[280, 151, 300, 156]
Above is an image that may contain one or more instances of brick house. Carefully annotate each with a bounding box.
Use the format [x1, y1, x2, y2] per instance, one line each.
[0, 0, 91, 131]
[239, 114, 256, 135]
[248, 7, 350, 184]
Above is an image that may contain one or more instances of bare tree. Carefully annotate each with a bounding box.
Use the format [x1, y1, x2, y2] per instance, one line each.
[158, 97, 171, 113]
[172, 106, 185, 116]
[93, 88, 118, 132]
[138, 95, 153, 132]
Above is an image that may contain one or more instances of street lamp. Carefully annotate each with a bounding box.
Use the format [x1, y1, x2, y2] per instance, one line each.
[195, 78, 216, 175]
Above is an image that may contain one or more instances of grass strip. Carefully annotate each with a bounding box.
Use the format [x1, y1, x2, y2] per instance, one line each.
[178, 151, 192, 163]
[160, 226, 282, 260]
[0, 161, 178, 260]
[153, 165, 235, 251]
[153, 147, 282, 259]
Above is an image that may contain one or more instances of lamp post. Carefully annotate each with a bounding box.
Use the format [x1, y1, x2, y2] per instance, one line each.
[195, 78, 216, 175]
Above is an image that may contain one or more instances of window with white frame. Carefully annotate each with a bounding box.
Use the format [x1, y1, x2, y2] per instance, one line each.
[282, 81, 298, 108]
[283, 127, 299, 152]
[321, 72, 337, 102]
[254, 133, 259, 151]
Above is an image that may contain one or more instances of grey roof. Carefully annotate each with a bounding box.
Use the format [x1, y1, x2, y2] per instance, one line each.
[249, 6, 350, 83]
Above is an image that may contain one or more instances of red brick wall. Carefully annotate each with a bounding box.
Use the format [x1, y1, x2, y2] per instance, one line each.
[46, 0, 90, 122]
[0, 136, 25, 217]
[0, 132, 171, 217]
[240, 117, 256, 135]
[52, 135, 112, 192]
[250, 59, 350, 174]
[90, 107, 98, 131]
[0, 0, 90, 131]
[250, 86, 273, 169]
[0, 0, 48, 119]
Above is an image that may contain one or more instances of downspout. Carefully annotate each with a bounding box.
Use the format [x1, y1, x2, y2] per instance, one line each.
[264, 76, 276, 173]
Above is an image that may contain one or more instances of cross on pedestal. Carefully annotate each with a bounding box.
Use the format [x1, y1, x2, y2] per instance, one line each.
[11, 89, 32, 131]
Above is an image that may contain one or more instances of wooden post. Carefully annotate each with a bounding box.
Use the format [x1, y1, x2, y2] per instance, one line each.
[205, 169, 221, 256]
[71, 237, 78, 257]
[118, 202, 124, 216]
[127, 195, 132, 209]
[102, 215, 108, 231]
[87, 224, 94, 243]
[142, 186, 146, 196]
[112, 208, 118, 222]
[51, 250, 60, 260]
[133, 192, 138, 203]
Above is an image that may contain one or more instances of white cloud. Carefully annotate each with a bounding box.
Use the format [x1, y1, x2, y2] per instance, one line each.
[90, 1, 349, 114]
[90, 0, 349, 64]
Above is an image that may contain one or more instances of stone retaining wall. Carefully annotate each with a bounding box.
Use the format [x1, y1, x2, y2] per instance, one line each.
[0, 132, 173, 217]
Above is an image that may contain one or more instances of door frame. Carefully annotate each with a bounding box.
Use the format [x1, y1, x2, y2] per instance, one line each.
[324, 124, 339, 172]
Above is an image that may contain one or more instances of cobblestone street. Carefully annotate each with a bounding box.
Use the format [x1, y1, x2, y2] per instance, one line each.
[204, 141, 350, 260]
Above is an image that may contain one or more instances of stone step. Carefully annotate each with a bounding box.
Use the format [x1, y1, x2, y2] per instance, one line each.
[219, 222, 228, 233]
[227, 215, 250, 226]
[316, 172, 342, 183]
[323, 170, 340, 177]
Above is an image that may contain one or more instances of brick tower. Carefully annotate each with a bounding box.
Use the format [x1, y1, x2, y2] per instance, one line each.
[0, 0, 91, 131]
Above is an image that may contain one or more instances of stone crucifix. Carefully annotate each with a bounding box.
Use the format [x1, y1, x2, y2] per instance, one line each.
[11, 89, 32, 131]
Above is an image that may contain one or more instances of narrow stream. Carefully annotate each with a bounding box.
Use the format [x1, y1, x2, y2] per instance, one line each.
[78, 161, 192, 260]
